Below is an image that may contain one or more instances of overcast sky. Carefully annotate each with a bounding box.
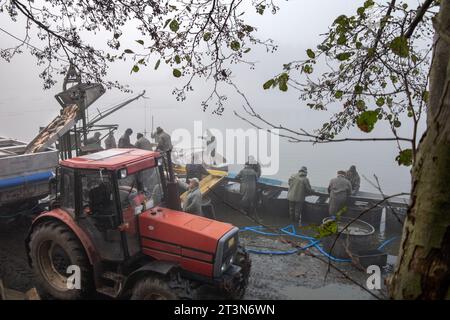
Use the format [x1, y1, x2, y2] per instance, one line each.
[0, 0, 426, 194]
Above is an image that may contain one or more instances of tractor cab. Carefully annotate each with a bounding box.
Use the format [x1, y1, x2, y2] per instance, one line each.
[56, 149, 168, 262]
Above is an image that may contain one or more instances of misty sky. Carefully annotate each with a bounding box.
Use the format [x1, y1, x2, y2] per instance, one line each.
[0, 0, 426, 194]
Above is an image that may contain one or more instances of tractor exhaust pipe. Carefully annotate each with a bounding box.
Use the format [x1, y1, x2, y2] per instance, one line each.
[165, 151, 181, 211]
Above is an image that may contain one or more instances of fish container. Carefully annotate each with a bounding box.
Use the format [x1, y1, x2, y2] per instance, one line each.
[354, 249, 387, 268]
[385, 207, 407, 235]
[224, 189, 242, 208]
[344, 201, 383, 231]
[303, 196, 329, 225]
[321, 217, 376, 259]
[260, 190, 289, 218]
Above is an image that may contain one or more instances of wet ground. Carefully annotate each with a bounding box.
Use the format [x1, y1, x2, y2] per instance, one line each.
[0, 205, 401, 300]
[213, 204, 399, 300]
[0, 216, 36, 293]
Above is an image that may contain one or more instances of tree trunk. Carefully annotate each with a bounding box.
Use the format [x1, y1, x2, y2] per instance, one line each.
[389, 0, 450, 300]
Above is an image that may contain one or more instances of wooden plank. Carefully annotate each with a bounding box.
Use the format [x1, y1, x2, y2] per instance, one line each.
[0, 279, 40, 300]
[174, 165, 228, 178]
[180, 174, 225, 203]
[25, 104, 79, 153]
[25, 288, 40, 300]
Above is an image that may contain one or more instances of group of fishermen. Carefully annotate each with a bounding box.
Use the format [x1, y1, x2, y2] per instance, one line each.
[232, 159, 361, 226]
[287, 165, 360, 226]
[85, 127, 173, 152]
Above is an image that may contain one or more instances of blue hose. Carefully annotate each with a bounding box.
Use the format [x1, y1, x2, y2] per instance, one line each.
[0, 171, 53, 189]
[377, 236, 399, 251]
[280, 225, 316, 241]
[246, 248, 299, 255]
[241, 224, 349, 261]
[242, 224, 396, 262]
[311, 243, 352, 262]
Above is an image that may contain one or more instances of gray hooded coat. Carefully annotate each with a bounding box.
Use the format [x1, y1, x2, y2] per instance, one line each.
[328, 175, 352, 215]
[236, 166, 257, 207]
[287, 171, 312, 202]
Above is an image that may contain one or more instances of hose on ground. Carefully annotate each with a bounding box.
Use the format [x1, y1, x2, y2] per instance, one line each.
[240, 224, 351, 262]
[377, 236, 399, 251]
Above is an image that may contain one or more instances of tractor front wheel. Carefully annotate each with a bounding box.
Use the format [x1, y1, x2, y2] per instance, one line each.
[29, 221, 93, 300]
[131, 277, 178, 300]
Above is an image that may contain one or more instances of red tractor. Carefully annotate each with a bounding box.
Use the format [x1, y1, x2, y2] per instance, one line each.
[25, 149, 251, 300]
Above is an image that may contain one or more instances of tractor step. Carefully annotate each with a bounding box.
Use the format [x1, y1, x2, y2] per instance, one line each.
[96, 271, 124, 298]
[96, 286, 120, 299]
[101, 271, 124, 282]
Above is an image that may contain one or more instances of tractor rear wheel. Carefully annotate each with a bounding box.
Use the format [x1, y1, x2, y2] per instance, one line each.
[29, 221, 93, 300]
[131, 277, 178, 300]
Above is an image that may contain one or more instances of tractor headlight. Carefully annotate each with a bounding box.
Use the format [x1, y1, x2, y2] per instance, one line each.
[214, 227, 239, 277]
[221, 255, 234, 273]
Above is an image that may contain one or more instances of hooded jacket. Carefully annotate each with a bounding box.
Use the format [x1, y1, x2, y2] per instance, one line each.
[287, 171, 313, 202]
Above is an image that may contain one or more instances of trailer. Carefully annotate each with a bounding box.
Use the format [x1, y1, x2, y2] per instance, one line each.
[0, 137, 58, 219]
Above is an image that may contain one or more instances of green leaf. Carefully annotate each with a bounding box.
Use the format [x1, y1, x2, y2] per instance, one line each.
[203, 32, 212, 41]
[243, 48, 251, 53]
[376, 97, 385, 107]
[422, 91, 429, 103]
[278, 72, 289, 83]
[393, 120, 401, 128]
[154, 59, 161, 70]
[356, 110, 378, 133]
[312, 218, 340, 239]
[337, 35, 347, 45]
[354, 85, 363, 95]
[396, 149, 413, 166]
[174, 55, 181, 64]
[356, 99, 366, 111]
[277, 73, 289, 92]
[302, 65, 313, 74]
[135, 40, 144, 45]
[336, 52, 354, 61]
[334, 91, 344, 99]
[364, 0, 374, 8]
[131, 65, 139, 73]
[244, 25, 254, 32]
[306, 49, 315, 59]
[263, 79, 275, 90]
[279, 81, 288, 92]
[172, 68, 182, 78]
[390, 36, 409, 58]
[357, 7, 365, 16]
[256, 4, 266, 15]
[124, 49, 134, 54]
[334, 15, 348, 26]
[114, 33, 121, 39]
[169, 20, 180, 32]
[163, 19, 171, 29]
[230, 40, 241, 51]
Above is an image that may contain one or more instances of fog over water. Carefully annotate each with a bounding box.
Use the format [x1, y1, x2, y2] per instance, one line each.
[0, 0, 425, 195]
